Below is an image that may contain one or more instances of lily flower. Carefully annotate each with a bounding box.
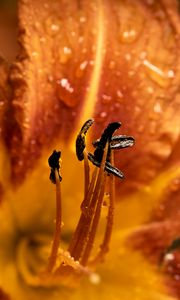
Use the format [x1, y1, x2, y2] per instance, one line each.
[0, 0, 180, 300]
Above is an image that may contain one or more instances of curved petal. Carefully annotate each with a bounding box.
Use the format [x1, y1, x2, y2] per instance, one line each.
[2, 0, 179, 195]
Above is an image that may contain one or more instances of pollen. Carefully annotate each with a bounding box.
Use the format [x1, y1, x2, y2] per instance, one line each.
[24, 119, 134, 288]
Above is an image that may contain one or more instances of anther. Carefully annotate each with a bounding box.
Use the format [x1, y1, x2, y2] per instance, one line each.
[76, 119, 94, 161]
[93, 122, 121, 163]
[93, 135, 135, 149]
[88, 152, 124, 179]
[48, 150, 62, 183]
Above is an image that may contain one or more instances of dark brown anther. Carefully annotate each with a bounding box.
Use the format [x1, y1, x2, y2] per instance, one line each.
[76, 119, 94, 161]
[110, 135, 135, 149]
[93, 135, 135, 149]
[48, 150, 62, 183]
[88, 153, 124, 179]
[93, 122, 121, 163]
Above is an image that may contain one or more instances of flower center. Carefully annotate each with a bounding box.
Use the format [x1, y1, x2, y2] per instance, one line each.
[16, 119, 134, 289]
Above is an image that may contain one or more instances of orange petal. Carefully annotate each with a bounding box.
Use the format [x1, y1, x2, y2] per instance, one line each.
[3, 0, 180, 192]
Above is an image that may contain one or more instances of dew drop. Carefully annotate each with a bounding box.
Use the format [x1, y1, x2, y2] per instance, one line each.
[51, 24, 60, 32]
[147, 86, 154, 94]
[79, 15, 86, 23]
[96, 111, 107, 123]
[153, 102, 162, 113]
[75, 61, 88, 78]
[59, 46, 72, 64]
[119, 29, 138, 44]
[116, 89, 123, 98]
[89, 60, 94, 66]
[167, 70, 175, 78]
[100, 111, 107, 118]
[78, 36, 84, 43]
[125, 53, 132, 61]
[57, 78, 74, 94]
[56, 78, 79, 108]
[32, 51, 38, 57]
[102, 94, 112, 103]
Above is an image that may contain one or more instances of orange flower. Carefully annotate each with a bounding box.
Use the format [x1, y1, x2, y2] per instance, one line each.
[0, 0, 179, 299]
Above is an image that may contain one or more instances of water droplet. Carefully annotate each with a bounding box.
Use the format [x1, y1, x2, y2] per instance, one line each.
[119, 28, 138, 44]
[45, 18, 61, 35]
[147, 86, 154, 94]
[56, 78, 79, 108]
[59, 46, 72, 64]
[32, 51, 38, 57]
[78, 36, 84, 43]
[100, 112, 107, 118]
[51, 24, 60, 32]
[125, 53, 132, 61]
[119, 5, 144, 44]
[116, 89, 123, 98]
[102, 94, 112, 103]
[34, 21, 40, 28]
[96, 111, 108, 123]
[167, 70, 175, 78]
[153, 102, 162, 113]
[57, 78, 74, 93]
[75, 61, 88, 78]
[89, 60, 94, 66]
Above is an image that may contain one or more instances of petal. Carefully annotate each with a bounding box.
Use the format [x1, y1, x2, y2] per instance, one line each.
[2, 0, 179, 194]
[128, 166, 180, 298]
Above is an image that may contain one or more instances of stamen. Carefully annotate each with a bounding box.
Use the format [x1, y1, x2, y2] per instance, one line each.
[68, 168, 98, 255]
[32, 119, 135, 288]
[80, 175, 106, 266]
[46, 151, 62, 273]
[83, 151, 90, 197]
[90, 152, 115, 265]
[69, 144, 109, 262]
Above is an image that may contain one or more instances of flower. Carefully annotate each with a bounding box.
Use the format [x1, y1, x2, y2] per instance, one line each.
[0, 0, 180, 299]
